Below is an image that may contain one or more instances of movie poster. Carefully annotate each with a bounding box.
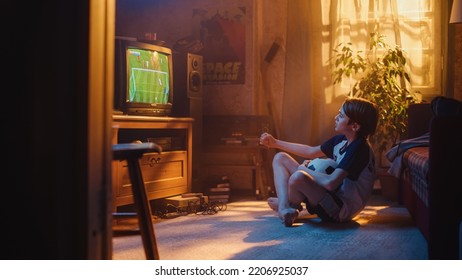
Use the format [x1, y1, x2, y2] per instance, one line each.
[195, 7, 246, 85]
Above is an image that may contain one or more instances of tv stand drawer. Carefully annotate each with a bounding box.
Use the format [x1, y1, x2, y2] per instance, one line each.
[112, 115, 193, 210]
[113, 151, 188, 206]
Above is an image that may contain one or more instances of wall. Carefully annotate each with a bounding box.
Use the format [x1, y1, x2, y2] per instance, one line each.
[116, 0, 257, 115]
[256, 1, 288, 132]
[115, 1, 459, 116]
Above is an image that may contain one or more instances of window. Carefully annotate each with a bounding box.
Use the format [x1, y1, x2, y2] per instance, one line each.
[327, 0, 441, 98]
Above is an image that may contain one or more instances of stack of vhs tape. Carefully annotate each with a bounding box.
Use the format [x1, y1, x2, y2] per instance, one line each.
[207, 175, 231, 203]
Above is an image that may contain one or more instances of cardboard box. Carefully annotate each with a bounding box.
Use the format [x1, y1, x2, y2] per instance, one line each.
[163, 194, 208, 208]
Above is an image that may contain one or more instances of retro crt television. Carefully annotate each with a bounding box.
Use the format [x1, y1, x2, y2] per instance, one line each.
[114, 37, 173, 116]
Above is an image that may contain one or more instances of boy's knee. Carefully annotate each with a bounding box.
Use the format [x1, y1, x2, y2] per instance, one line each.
[272, 151, 289, 166]
[288, 170, 313, 187]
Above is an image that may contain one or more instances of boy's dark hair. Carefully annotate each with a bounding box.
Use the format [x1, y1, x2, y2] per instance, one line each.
[342, 97, 378, 139]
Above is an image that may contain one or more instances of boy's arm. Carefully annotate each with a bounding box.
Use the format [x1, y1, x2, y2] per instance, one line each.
[260, 132, 325, 159]
[297, 164, 348, 192]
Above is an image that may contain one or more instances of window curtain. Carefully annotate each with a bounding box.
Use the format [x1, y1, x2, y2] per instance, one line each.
[278, 0, 442, 148]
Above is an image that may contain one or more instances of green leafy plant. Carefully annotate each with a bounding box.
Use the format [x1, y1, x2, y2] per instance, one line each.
[330, 32, 417, 165]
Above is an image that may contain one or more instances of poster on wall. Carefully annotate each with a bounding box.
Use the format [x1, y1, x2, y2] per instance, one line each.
[195, 7, 246, 85]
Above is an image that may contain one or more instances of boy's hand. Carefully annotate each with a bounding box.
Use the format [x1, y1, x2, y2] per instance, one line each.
[259, 132, 276, 148]
[297, 159, 310, 171]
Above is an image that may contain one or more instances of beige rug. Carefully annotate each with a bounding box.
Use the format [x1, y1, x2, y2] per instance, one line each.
[112, 195, 427, 260]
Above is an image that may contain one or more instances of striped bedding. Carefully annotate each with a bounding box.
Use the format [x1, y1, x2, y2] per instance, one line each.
[401, 147, 429, 207]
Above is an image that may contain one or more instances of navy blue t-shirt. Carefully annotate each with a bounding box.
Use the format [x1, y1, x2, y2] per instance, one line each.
[317, 135, 376, 221]
[320, 135, 371, 181]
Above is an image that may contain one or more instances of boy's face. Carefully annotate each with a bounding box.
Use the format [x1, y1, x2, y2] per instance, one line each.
[335, 106, 354, 134]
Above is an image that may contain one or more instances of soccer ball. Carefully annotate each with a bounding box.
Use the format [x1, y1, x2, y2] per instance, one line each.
[307, 158, 337, 175]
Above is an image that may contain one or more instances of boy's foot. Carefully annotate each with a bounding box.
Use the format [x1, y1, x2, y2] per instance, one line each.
[279, 208, 299, 227]
[267, 197, 278, 212]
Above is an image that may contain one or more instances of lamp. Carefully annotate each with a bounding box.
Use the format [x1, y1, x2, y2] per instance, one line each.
[450, 0, 462, 24]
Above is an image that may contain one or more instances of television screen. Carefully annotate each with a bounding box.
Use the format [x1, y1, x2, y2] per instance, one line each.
[114, 38, 173, 116]
[126, 47, 170, 104]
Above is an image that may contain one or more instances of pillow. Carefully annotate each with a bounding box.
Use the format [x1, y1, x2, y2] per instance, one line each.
[431, 96, 462, 117]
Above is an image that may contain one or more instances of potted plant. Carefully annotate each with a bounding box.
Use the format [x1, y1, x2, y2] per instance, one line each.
[330, 32, 417, 168]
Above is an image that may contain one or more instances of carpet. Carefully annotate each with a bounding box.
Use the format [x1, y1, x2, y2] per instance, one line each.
[112, 194, 428, 260]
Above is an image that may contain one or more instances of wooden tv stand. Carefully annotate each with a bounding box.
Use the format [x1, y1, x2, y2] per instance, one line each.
[112, 115, 193, 212]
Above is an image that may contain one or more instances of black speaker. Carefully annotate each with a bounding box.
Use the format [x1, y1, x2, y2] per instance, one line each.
[172, 52, 203, 192]
[172, 53, 203, 116]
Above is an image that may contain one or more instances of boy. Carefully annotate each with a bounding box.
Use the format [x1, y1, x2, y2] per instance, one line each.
[259, 97, 378, 226]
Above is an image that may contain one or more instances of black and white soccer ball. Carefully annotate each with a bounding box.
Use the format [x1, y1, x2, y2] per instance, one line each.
[307, 158, 337, 175]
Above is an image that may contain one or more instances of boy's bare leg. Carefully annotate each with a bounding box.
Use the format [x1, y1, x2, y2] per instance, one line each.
[270, 152, 302, 226]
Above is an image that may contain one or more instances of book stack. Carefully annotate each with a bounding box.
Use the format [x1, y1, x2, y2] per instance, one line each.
[207, 176, 231, 203]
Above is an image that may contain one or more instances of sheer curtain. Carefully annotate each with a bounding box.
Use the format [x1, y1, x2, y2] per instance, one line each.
[280, 0, 442, 147]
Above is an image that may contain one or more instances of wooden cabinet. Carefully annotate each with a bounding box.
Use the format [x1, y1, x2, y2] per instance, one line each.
[112, 115, 193, 211]
[202, 115, 275, 198]
[203, 145, 268, 196]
